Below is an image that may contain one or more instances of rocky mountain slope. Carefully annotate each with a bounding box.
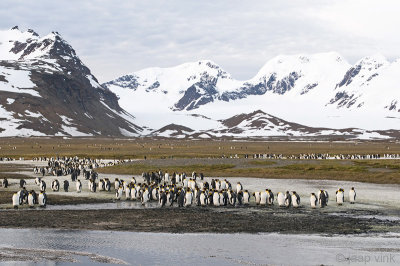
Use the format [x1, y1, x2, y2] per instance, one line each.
[0, 26, 142, 137]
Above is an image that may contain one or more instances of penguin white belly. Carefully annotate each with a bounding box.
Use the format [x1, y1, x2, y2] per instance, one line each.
[213, 193, 220, 206]
[243, 193, 250, 205]
[236, 184, 242, 194]
[349, 190, 356, 203]
[184, 193, 193, 206]
[131, 188, 137, 200]
[38, 193, 46, 206]
[12, 194, 19, 207]
[253, 192, 260, 205]
[310, 195, 317, 208]
[336, 192, 344, 205]
[76, 182, 81, 192]
[125, 188, 131, 199]
[277, 193, 285, 206]
[28, 194, 34, 206]
[291, 195, 299, 207]
[142, 191, 150, 203]
[260, 192, 267, 205]
[200, 193, 206, 206]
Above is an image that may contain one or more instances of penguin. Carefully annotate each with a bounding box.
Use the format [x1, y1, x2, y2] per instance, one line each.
[116, 186, 123, 200]
[12, 192, 20, 209]
[215, 179, 221, 191]
[236, 182, 243, 194]
[19, 179, 26, 188]
[336, 188, 344, 205]
[349, 187, 356, 204]
[267, 189, 274, 205]
[34, 177, 41, 186]
[28, 192, 35, 207]
[253, 191, 261, 205]
[125, 185, 131, 200]
[184, 189, 193, 207]
[259, 190, 267, 205]
[291, 191, 300, 208]
[277, 192, 285, 207]
[76, 180, 82, 193]
[243, 190, 250, 205]
[318, 190, 327, 208]
[105, 179, 111, 192]
[310, 193, 317, 208]
[177, 189, 185, 207]
[131, 185, 138, 200]
[2, 178, 8, 188]
[284, 191, 292, 207]
[63, 180, 69, 192]
[38, 191, 47, 207]
[51, 179, 59, 192]
[159, 191, 167, 207]
[237, 191, 243, 206]
[229, 191, 237, 206]
[99, 179, 105, 191]
[200, 190, 208, 206]
[220, 191, 227, 206]
[114, 178, 120, 190]
[141, 187, 150, 204]
[40, 180, 46, 192]
[213, 191, 220, 206]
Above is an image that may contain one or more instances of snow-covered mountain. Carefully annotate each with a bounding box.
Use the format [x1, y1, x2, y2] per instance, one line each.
[0, 26, 142, 137]
[1, 26, 398, 140]
[148, 110, 398, 140]
[104, 52, 400, 134]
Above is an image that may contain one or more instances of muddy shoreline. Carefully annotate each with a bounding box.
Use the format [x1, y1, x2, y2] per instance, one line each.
[0, 206, 398, 235]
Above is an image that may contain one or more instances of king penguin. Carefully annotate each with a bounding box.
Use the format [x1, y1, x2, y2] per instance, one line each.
[349, 187, 356, 204]
[310, 193, 317, 208]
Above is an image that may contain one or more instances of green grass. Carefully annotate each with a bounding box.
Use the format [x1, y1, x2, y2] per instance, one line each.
[247, 160, 277, 166]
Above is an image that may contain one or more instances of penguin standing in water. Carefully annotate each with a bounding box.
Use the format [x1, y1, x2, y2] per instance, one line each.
[277, 192, 285, 207]
[243, 190, 250, 205]
[284, 191, 292, 207]
[19, 179, 26, 188]
[318, 190, 327, 208]
[12, 192, 20, 209]
[38, 191, 47, 207]
[99, 179, 105, 191]
[310, 193, 317, 208]
[291, 191, 300, 208]
[336, 188, 344, 205]
[63, 180, 69, 192]
[76, 180, 82, 193]
[349, 187, 356, 204]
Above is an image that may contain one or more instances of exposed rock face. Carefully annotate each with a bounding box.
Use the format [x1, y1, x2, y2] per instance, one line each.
[0, 26, 141, 136]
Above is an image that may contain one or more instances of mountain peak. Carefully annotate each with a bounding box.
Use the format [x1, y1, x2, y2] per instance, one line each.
[11, 25, 19, 30]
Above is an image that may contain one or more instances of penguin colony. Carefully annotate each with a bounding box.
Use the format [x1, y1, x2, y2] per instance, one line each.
[3, 156, 359, 209]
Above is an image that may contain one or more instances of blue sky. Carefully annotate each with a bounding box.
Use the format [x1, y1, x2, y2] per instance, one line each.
[1, 0, 399, 82]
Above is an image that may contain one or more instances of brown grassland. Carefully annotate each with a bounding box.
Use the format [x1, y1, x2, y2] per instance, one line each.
[0, 137, 399, 184]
